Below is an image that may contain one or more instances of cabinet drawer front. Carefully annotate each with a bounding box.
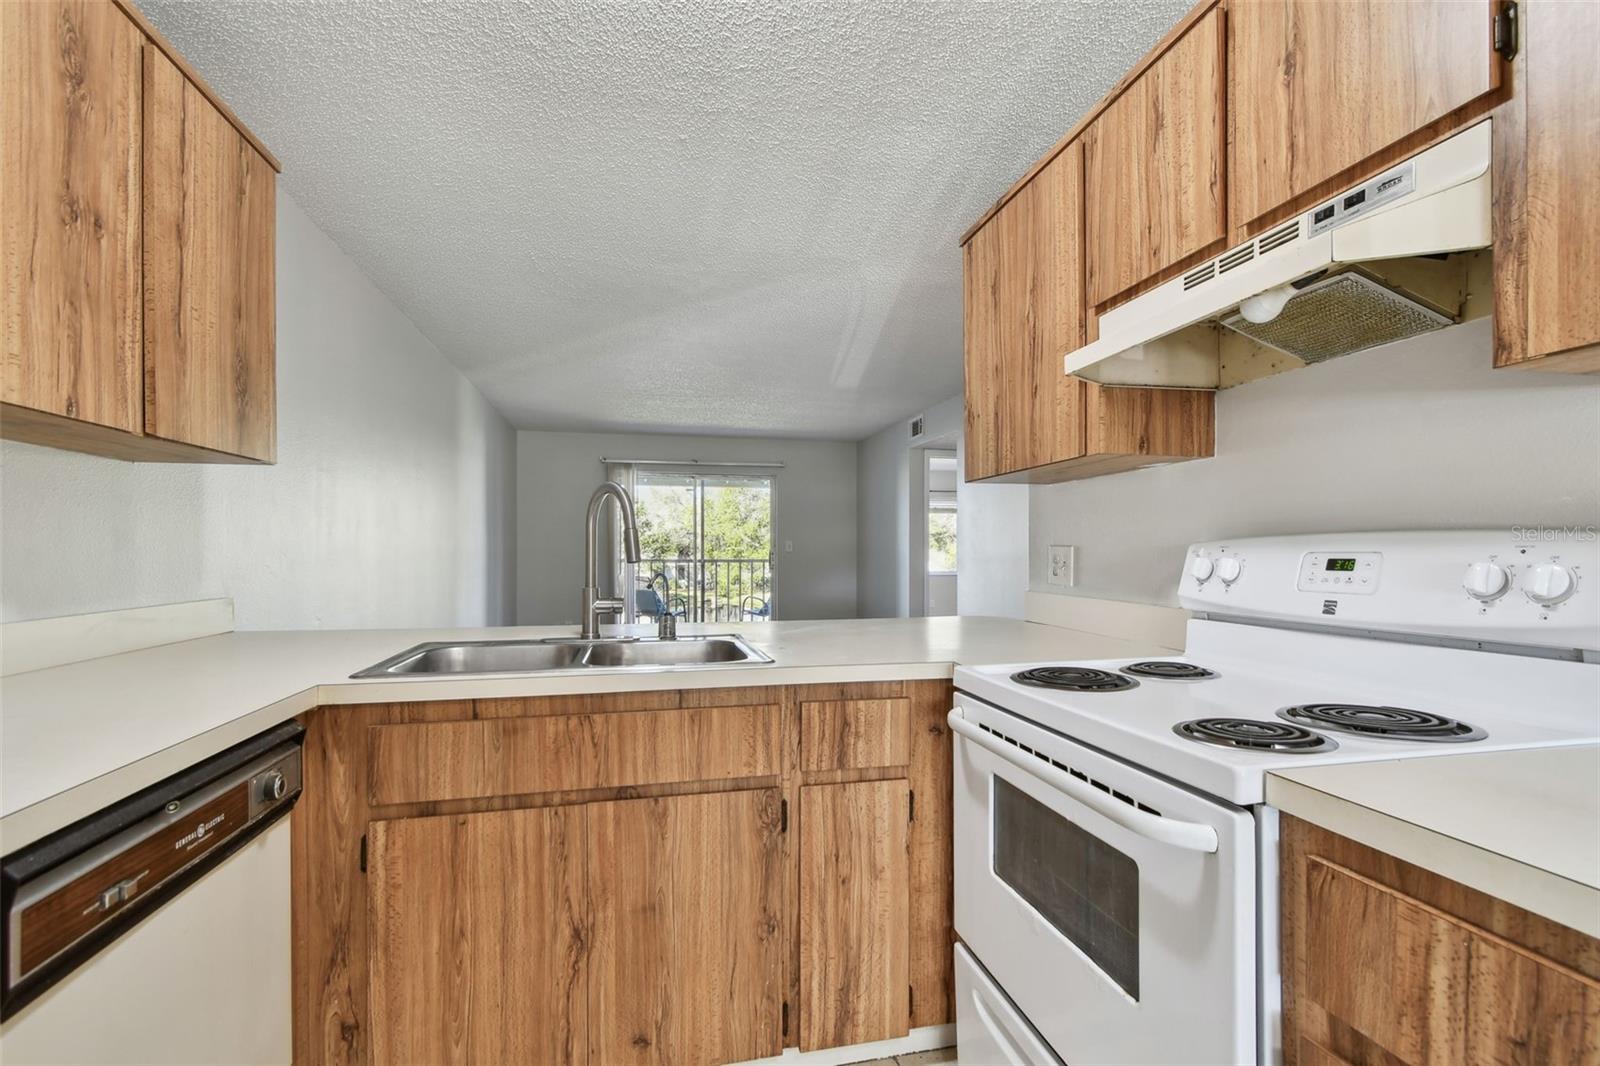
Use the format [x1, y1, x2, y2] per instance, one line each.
[1304, 857, 1600, 1065]
[801, 698, 910, 770]
[368, 704, 780, 805]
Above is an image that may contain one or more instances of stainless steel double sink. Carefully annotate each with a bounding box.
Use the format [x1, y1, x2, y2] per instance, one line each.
[351, 634, 772, 678]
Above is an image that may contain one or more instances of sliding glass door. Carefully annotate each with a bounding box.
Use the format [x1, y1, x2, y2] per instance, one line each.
[632, 472, 774, 622]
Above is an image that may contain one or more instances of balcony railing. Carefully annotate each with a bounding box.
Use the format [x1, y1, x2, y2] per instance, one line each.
[635, 558, 773, 623]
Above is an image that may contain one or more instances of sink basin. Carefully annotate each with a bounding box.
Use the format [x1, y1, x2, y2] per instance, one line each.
[351, 634, 772, 678]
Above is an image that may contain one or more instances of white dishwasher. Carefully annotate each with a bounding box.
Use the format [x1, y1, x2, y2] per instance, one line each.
[1, 723, 302, 1065]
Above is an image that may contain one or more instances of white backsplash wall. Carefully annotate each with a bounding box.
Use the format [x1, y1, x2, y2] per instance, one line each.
[1029, 318, 1600, 605]
[0, 191, 517, 629]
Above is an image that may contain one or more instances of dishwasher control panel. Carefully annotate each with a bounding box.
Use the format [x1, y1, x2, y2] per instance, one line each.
[1, 723, 302, 1020]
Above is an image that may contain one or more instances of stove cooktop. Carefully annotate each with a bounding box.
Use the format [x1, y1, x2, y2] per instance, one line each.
[955, 620, 1600, 806]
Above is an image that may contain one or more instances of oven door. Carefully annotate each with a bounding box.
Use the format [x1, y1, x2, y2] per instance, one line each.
[952, 692, 1257, 1066]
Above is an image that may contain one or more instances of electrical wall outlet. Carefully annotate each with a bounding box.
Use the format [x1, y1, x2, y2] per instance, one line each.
[783, 540, 794, 553]
[1048, 545, 1076, 587]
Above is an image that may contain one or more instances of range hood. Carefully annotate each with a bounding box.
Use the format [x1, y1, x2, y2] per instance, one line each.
[1065, 120, 1493, 388]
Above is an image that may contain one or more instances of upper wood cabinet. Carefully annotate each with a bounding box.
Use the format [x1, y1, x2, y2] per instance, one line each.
[0, 0, 278, 463]
[1229, 0, 1501, 238]
[1, 0, 143, 434]
[967, 143, 1212, 484]
[143, 46, 276, 460]
[1494, 0, 1600, 372]
[1084, 6, 1226, 308]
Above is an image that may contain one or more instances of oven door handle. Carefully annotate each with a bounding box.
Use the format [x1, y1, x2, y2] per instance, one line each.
[948, 709, 1220, 854]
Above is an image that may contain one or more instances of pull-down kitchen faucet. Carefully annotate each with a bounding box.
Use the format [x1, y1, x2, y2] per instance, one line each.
[580, 481, 642, 639]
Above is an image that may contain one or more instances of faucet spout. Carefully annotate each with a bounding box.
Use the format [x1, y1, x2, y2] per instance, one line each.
[581, 481, 642, 639]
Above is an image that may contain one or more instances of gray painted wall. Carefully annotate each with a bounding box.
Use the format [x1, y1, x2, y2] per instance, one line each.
[856, 394, 1029, 619]
[1029, 319, 1600, 605]
[516, 430, 857, 624]
[1, 191, 517, 628]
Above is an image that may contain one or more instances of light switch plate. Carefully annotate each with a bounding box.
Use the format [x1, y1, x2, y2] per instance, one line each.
[1048, 545, 1076, 587]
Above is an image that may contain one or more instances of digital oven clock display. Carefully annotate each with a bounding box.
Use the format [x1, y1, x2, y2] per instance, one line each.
[1324, 558, 1358, 572]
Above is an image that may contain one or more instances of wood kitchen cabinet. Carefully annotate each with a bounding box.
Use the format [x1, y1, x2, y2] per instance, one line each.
[294, 680, 954, 1066]
[1281, 815, 1600, 1065]
[1493, 0, 1600, 373]
[0, 0, 279, 463]
[1229, 0, 1504, 241]
[366, 806, 589, 1065]
[963, 141, 1214, 484]
[799, 779, 910, 1050]
[1084, 4, 1226, 309]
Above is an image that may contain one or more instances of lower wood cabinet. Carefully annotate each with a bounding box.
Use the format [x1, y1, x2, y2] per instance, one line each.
[1281, 815, 1600, 1065]
[799, 780, 910, 1050]
[367, 806, 588, 1065]
[587, 790, 784, 1066]
[294, 680, 954, 1066]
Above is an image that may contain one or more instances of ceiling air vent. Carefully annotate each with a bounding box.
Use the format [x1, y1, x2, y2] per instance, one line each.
[1217, 245, 1255, 274]
[1258, 220, 1301, 254]
[910, 415, 925, 438]
[1182, 262, 1215, 290]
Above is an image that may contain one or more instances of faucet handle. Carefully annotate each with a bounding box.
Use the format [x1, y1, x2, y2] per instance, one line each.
[657, 613, 678, 641]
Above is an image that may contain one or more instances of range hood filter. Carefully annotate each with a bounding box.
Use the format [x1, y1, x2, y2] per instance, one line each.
[1219, 271, 1453, 365]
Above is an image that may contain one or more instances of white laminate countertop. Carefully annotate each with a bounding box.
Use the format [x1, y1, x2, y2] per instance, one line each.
[0, 616, 1169, 850]
[1267, 745, 1600, 938]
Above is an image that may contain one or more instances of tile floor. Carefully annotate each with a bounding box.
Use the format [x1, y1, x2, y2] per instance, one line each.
[850, 1047, 956, 1066]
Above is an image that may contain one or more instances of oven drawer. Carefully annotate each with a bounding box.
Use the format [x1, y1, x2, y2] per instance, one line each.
[955, 943, 1061, 1066]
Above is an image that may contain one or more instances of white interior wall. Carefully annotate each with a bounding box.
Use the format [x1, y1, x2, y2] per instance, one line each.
[1029, 319, 1600, 606]
[0, 191, 517, 629]
[516, 430, 857, 624]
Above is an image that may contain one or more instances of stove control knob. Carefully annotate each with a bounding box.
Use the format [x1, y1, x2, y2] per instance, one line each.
[259, 770, 287, 804]
[1525, 562, 1576, 606]
[1461, 560, 1509, 601]
[1215, 557, 1243, 584]
[1190, 556, 1215, 582]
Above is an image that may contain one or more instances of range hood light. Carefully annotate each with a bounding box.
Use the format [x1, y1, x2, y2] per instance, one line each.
[1237, 283, 1296, 324]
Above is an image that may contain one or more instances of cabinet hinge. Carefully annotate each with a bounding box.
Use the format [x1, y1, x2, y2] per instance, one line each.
[359, 833, 367, 873]
[909, 984, 915, 1016]
[1493, 1, 1518, 61]
[780, 798, 788, 833]
[781, 1000, 789, 1038]
[909, 789, 915, 823]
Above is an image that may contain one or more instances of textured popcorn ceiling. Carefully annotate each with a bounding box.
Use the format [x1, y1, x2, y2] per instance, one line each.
[140, 0, 1191, 440]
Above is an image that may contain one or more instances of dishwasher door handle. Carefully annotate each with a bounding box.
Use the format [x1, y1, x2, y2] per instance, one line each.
[948, 708, 1220, 854]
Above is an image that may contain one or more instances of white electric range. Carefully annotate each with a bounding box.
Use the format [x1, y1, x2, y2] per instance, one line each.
[949, 531, 1600, 1066]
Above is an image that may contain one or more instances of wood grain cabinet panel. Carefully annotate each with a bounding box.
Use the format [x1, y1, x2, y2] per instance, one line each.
[143, 45, 276, 461]
[1229, 0, 1499, 236]
[799, 779, 910, 1051]
[800, 698, 910, 771]
[962, 217, 1002, 482]
[1084, 6, 1226, 308]
[1520, 0, 1600, 368]
[366, 806, 589, 1066]
[587, 789, 784, 1066]
[1, 0, 142, 432]
[366, 703, 780, 805]
[1282, 815, 1600, 1066]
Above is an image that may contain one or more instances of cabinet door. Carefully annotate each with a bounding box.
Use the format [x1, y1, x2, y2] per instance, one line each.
[1230, 0, 1498, 234]
[1084, 6, 1225, 308]
[1524, 0, 1600, 363]
[366, 806, 589, 1066]
[963, 145, 1085, 481]
[1, 0, 142, 432]
[143, 46, 276, 460]
[799, 779, 910, 1050]
[587, 789, 784, 1066]
[962, 218, 1002, 481]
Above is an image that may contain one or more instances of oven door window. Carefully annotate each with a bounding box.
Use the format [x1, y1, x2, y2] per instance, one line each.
[992, 776, 1139, 1000]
